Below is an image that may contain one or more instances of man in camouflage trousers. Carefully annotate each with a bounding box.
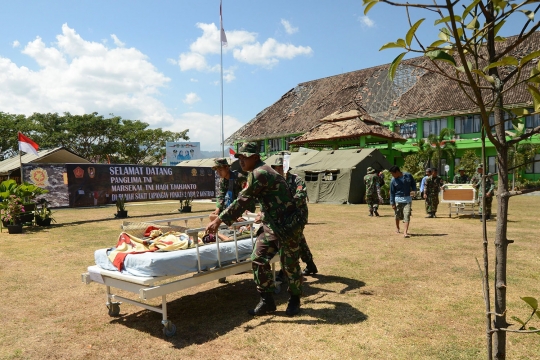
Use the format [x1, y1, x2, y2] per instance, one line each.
[453, 167, 470, 184]
[423, 167, 444, 218]
[364, 166, 384, 217]
[206, 143, 306, 316]
[471, 164, 495, 221]
[271, 157, 318, 276]
[211, 158, 255, 217]
[210, 158, 255, 283]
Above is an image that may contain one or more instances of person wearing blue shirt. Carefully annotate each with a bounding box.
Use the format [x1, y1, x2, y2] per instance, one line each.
[389, 165, 417, 238]
[419, 168, 432, 214]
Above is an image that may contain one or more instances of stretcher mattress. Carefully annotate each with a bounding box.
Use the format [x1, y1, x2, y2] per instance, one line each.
[94, 238, 255, 277]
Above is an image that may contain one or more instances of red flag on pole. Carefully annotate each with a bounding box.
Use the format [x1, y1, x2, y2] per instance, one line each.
[220, 0, 228, 46]
[229, 147, 236, 162]
[18, 132, 39, 156]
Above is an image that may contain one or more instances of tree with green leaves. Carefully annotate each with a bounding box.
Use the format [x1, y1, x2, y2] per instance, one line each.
[427, 127, 457, 175]
[458, 149, 482, 178]
[363, 0, 540, 358]
[3, 112, 190, 165]
[505, 121, 540, 189]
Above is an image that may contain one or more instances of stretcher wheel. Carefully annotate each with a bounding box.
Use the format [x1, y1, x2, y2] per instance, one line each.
[107, 302, 121, 317]
[163, 321, 176, 337]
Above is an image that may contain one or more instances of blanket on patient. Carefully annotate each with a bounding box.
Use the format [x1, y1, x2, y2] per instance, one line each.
[108, 230, 204, 271]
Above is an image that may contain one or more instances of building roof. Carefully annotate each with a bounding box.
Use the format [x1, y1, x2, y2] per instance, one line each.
[0, 147, 91, 176]
[289, 109, 406, 147]
[227, 32, 539, 144]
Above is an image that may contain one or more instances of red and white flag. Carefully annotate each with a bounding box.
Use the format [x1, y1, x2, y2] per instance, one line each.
[220, 0, 228, 46]
[18, 132, 39, 156]
[229, 147, 236, 162]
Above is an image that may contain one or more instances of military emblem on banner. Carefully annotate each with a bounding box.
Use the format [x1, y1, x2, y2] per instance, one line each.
[88, 167, 95, 179]
[191, 168, 197, 176]
[74, 166, 84, 178]
[30, 167, 49, 187]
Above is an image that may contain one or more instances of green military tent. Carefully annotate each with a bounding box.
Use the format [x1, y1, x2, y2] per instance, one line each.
[294, 148, 390, 204]
[264, 150, 319, 170]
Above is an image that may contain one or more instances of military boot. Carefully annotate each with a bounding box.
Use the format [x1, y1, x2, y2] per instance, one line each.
[302, 260, 318, 276]
[285, 295, 301, 316]
[248, 293, 276, 316]
[374, 209, 380, 217]
[369, 210, 373, 216]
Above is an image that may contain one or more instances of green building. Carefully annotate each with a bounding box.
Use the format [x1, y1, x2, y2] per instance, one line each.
[226, 33, 540, 182]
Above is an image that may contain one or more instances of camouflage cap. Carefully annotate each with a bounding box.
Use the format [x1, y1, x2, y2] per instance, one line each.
[211, 158, 230, 169]
[234, 142, 259, 158]
[458, 167, 465, 171]
[477, 164, 484, 169]
[367, 167, 376, 174]
[271, 157, 284, 168]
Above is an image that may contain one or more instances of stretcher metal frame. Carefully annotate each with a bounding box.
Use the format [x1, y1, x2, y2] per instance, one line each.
[81, 215, 278, 337]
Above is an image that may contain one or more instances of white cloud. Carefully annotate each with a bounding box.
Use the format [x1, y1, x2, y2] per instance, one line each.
[12, 40, 20, 48]
[0, 24, 243, 151]
[281, 19, 298, 35]
[166, 58, 177, 65]
[233, 38, 312, 67]
[111, 34, 125, 47]
[190, 78, 198, 82]
[162, 112, 243, 149]
[183, 92, 201, 104]
[177, 22, 312, 75]
[359, 16, 375, 28]
[179, 52, 208, 71]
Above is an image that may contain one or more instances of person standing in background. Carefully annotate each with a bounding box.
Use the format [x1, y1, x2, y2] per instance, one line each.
[389, 165, 417, 238]
[364, 167, 384, 217]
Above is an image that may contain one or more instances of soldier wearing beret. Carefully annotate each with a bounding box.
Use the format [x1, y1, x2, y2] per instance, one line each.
[271, 157, 318, 277]
[206, 142, 306, 316]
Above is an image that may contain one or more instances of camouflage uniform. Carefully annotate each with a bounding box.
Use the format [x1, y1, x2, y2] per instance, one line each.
[219, 159, 305, 296]
[471, 166, 495, 218]
[453, 168, 469, 184]
[424, 175, 444, 215]
[364, 167, 383, 215]
[284, 171, 315, 266]
[214, 168, 255, 213]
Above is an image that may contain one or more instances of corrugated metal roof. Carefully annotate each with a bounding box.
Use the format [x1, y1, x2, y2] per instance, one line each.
[0, 147, 91, 175]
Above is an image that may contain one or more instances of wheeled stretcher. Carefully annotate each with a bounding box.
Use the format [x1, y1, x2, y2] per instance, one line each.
[440, 184, 477, 218]
[81, 214, 279, 337]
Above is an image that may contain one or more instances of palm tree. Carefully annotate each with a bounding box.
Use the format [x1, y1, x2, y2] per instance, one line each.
[427, 128, 457, 177]
[505, 123, 540, 190]
[413, 138, 434, 170]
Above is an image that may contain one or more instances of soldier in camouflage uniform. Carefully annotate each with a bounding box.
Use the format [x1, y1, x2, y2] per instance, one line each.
[423, 167, 444, 218]
[271, 157, 318, 276]
[206, 143, 306, 316]
[471, 164, 495, 221]
[211, 158, 255, 216]
[453, 167, 470, 184]
[364, 166, 384, 217]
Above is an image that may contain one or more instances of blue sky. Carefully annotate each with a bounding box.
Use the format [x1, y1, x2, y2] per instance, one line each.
[0, 1, 531, 151]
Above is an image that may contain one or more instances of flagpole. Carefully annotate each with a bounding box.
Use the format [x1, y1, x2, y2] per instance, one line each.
[220, 37, 224, 158]
[219, 0, 226, 158]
